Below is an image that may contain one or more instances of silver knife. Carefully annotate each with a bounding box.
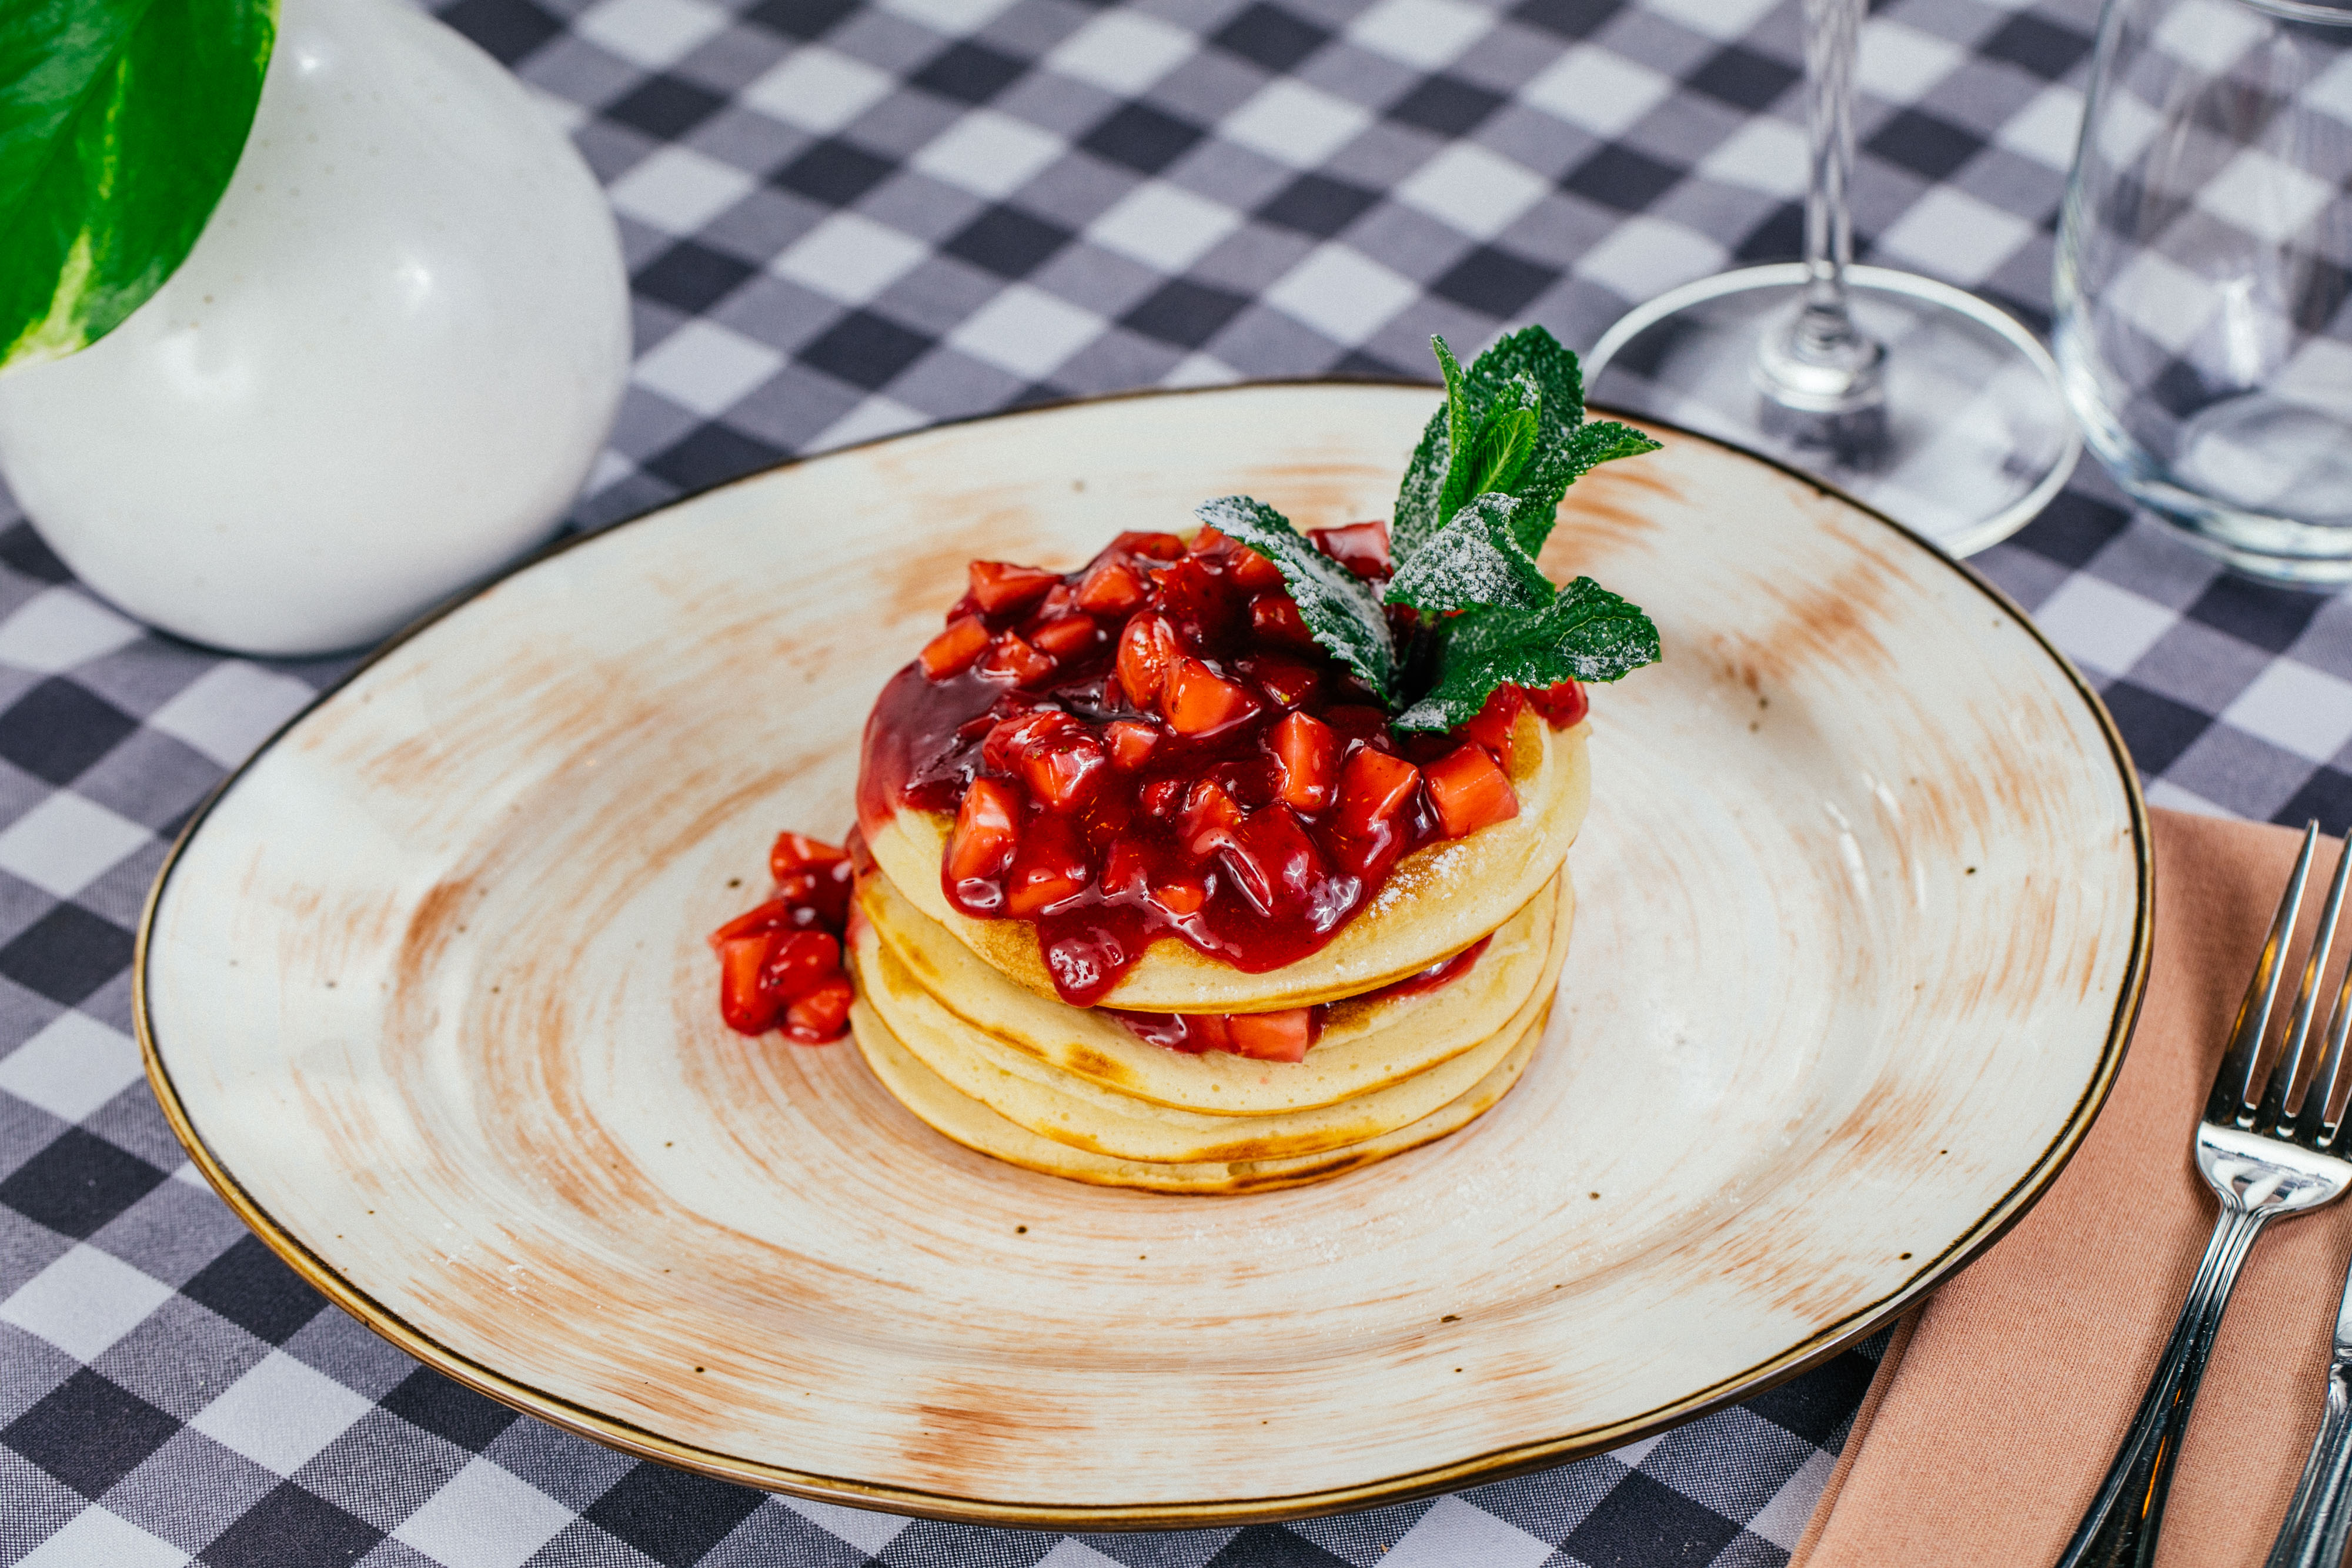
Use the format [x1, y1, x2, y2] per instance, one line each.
[2267, 1247, 2352, 1568]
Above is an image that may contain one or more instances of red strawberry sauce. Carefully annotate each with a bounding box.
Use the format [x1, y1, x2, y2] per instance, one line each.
[853, 523, 1588, 1014]
[1104, 934, 1493, 1061]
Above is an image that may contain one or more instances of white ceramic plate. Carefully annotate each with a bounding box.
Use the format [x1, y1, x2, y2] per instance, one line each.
[139, 383, 2150, 1527]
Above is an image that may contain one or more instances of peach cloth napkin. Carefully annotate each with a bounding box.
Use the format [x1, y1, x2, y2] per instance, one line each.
[1791, 808, 2352, 1567]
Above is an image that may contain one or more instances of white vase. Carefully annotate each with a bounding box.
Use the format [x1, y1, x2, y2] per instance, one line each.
[0, 0, 631, 657]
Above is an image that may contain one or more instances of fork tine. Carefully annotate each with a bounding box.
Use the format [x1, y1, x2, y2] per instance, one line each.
[2209, 821, 2318, 1127]
[2308, 939, 2352, 1148]
[2267, 829, 2352, 1135]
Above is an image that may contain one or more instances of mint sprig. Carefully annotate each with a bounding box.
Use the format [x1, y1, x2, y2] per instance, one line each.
[1394, 578, 1661, 732]
[1385, 493, 1550, 617]
[1198, 327, 1661, 733]
[1195, 494, 1394, 698]
[1394, 326, 1659, 560]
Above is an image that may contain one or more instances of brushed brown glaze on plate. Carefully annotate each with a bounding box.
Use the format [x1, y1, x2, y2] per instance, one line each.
[138, 383, 2150, 1527]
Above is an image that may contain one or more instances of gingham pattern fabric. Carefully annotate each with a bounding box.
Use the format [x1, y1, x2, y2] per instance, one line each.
[8, 0, 2347, 1563]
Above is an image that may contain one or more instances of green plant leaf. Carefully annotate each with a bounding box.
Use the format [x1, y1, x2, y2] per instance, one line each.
[1195, 494, 1395, 701]
[1438, 376, 1539, 527]
[1384, 493, 1551, 617]
[1, 0, 277, 372]
[1390, 326, 1659, 561]
[1393, 576, 1661, 733]
[1505, 416, 1662, 557]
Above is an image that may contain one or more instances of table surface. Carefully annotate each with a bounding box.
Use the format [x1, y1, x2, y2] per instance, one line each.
[6, 0, 2344, 1563]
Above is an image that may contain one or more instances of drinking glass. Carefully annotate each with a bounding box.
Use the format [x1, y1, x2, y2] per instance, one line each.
[2055, 0, 2352, 585]
[1584, 0, 2080, 556]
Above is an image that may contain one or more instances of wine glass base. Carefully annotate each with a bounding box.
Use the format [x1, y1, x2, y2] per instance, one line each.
[1584, 263, 2082, 559]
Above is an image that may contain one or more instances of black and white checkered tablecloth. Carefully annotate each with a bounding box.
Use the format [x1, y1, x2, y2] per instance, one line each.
[7, 0, 2346, 1562]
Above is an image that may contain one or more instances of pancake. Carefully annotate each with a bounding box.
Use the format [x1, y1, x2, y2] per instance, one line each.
[849, 992, 1551, 1195]
[849, 887, 1564, 1161]
[864, 710, 1589, 1012]
[857, 865, 1571, 1116]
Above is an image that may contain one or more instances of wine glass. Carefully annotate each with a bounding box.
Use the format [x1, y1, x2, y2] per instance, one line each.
[1582, 0, 2081, 557]
[2055, 0, 2352, 586]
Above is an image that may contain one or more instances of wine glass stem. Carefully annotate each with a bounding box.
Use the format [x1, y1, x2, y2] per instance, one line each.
[1801, 0, 1858, 332]
[1759, 0, 1885, 412]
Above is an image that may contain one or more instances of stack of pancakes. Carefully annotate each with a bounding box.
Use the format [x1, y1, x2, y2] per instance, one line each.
[847, 710, 1591, 1193]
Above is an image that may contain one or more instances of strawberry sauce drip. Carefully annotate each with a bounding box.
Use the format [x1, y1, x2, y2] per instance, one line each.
[856, 524, 1581, 1009]
[1102, 933, 1494, 1061]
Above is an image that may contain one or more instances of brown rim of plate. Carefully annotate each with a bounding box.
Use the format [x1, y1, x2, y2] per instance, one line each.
[132, 381, 2154, 1531]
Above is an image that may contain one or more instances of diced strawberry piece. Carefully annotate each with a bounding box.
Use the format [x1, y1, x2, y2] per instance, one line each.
[770, 833, 849, 881]
[1219, 806, 1325, 919]
[968, 560, 1061, 614]
[947, 778, 1022, 884]
[1190, 1012, 1234, 1054]
[783, 974, 853, 1043]
[1308, 520, 1392, 580]
[1150, 874, 1208, 916]
[1190, 526, 1227, 554]
[773, 867, 853, 930]
[770, 840, 854, 927]
[1335, 748, 1422, 839]
[1111, 530, 1187, 561]
[978, 631, 1057, 686]
[771, 868, 821, 906]
[1139, 777, 1183, 818]
[1105, 719, 1160, 771]
[1004, 818, 1090, 917]
[1228, 546, 1284, 590]
[1102, 838, 1149, 898]
[1180, 778, 1243, 857]
[709, 897, 791, 950]
[1528, 678, 1589, 728]
[981, 708, 1061, 773]
[1019, 729, 1107, 812]
[717, 934, 782, 1034]
[1029, 616, 1100, 660]
[1075, 559, 1148, 614]
[1226, 1008, 1314, 1062]
[978, 705, 1077, 771]
[1460, 684, 1527, 770]
[1425, 743, 1519, 838]
[1035, 582, 1078, 619]
[1247, 654, 1320, 708]
[1248, 591, 1315, 649]
[1269, 711, 1338, 812]
[1164, 657, 1261, 737]
[1150, 556, 1245, 647]
[919, 615, 991, 680]
[1116, 614, 1180, 708]
[762, 929, 842, 1002]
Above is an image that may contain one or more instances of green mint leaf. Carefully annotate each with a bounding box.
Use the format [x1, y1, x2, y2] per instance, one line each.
[1196, 494, 1394, 701]
[1438, 376, 1539, 527]
[2, 0, 278, 372]
[1468, 325, 1586, 432]
[1390, 326, 1660, 563]
[1393, 413, 1450, 567]
[1393, 576, 1661, 732]
[1391, 336, 1472, 563]
[1384, 494, 1551, 617]
[1505, 418, 1662, 558]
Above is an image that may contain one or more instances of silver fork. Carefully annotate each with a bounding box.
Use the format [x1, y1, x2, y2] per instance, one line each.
[2060, 823, 2352, 1568]
[2264, 1242, 2352, 1567]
